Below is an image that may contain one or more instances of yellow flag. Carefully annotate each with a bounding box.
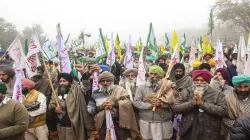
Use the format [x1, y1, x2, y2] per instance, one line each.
[207, 42, 212, 54]
[202, 35, 208, 54]
[115, 34, 121, 57]
[171, 30, 178, 52]
[160, 45, 164, 54]
[105, 38, 109, 53]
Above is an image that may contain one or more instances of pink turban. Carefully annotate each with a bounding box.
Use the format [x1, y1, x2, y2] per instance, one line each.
[21, 78, 35, 89]
[192, 70, 211, 83]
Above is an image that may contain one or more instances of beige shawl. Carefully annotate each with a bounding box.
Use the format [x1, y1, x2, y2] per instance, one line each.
[94, 85, 139, 139]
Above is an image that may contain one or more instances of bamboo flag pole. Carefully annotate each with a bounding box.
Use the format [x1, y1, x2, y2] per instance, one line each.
[41, 52, 60, 107]
[0, 51, 7, 62]
[152, 44, 176, 111]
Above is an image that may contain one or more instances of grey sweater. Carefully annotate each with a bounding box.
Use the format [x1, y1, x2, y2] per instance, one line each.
[133, 81, 172, 122]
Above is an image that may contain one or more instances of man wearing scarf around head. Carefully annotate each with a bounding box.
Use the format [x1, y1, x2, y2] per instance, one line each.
[169, 63, 193, 92]
[221, 74, 250, 137]
[133, 65, 173, 140]
[88, 71, 138, 140]
[48, 73, 93, 140]
[119, 68, 138, 100]
[0, 83, 29, 140]
[173, 70, 227, 140]
[21, 78, 48, 140]
[0, 65, 16, 97]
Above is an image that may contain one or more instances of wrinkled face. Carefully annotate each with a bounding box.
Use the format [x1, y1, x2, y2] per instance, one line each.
[0, 71, 10, 83]
[59, 77, 70, 87]
[99, 79, 112, 87]
[193, 76, 208, 86]
[205, 56, 211, 62]
[214, 72, 224, 81]
[174, 68, 184, 79]
[158, 59, 165, 64]
[149, 72, 160, 81]
[126, 72, 136, 80]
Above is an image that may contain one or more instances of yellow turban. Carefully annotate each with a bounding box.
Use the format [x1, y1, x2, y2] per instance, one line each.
[192, 61, 202, 68]
[207, 59, 216, 66]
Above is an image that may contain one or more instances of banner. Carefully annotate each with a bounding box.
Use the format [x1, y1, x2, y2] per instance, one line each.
[92, 72, 99, 92]
[12, 71, 22, 103]
[105, 110, 117, 140]
[57, 23, 72, 73]
[7, 36, 25, 70]
[136, 46, 146, 86]
[106, 33, 115, 66]
[189, 39, 197, 66]
[124, 35, 134, 69]
[215, 39, 226, 69]
[25, 33, 42, 78]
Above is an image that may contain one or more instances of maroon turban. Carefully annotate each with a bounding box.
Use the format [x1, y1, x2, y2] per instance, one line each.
[192, 70, 211, 83]
[215, 68, 230, 83]
[21, 78, 35, 90]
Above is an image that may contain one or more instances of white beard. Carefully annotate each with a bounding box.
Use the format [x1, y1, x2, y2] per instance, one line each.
[210, 79, 225, 90]
[192, 84, 208, 98]
[100, 84, 114, 94]
[125, 78, 136, 90]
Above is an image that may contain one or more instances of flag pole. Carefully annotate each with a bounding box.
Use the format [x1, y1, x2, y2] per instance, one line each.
[152, 45, 176, 111]
[0, 51, 7, 63]
[41, 51, 60, 107]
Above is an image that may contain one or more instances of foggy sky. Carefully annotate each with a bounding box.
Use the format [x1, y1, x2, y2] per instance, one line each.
[1, 0, 215, 45]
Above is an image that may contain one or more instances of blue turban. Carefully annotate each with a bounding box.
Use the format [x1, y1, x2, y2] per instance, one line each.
[232, 74, 250, 87]
[99, 65, 110, 72]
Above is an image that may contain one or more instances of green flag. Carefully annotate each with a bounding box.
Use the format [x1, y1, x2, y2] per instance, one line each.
[95, 28, 107, 63]
[165, 33, 169, 48]
[147, 23, 158, 60]
[207, 9, 215, 35]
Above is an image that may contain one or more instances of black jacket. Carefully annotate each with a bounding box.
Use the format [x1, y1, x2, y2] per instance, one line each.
[230, 113, 250, 140]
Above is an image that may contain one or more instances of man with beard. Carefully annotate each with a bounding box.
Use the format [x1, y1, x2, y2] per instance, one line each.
[221, 74, 250, 132]
[21, 78, 48, 140]
[0, 65, 16, 97]
[0, 83, 29, 140]
[49, 73, 93, 140]
[169, 63, 193, 92]
[157, 56, 169, 72]
[226, 53, 238, 79]
[168, 63, 193, 140]
[119, 68, 137, 101]
[133, 65, 173, 140]
[172, 70, 227, 140]
[88, 71, 138, 140]
[209, 68, 234, 139]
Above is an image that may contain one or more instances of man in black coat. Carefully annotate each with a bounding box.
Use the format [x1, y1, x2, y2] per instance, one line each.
[230, 113, 250, 140]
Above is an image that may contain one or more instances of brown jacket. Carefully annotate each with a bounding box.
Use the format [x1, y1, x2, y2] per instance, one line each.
[172, 86, 227, 140]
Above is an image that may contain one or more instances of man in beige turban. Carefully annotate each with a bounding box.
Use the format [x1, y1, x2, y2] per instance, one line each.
[88, 71, 139, 140]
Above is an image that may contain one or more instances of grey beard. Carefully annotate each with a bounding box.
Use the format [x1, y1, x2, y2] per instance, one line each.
[192, 84, 208, 98]
[147, 78, 159, 87]
[58, 85, 70, 95]
[210, 79, 225, 90]
[100, 84, 113, 94]
[125, 78, 136, 90]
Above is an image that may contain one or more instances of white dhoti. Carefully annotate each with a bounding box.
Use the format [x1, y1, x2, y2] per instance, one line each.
[139, 119, 173, 140]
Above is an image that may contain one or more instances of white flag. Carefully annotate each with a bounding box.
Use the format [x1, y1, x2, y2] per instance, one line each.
[57, 24, 72, 74]
[106, 33, 115, 66]
[96, 29, 106, 60]
[42, 36, 56, 60]
[105, 110, 117, 140]
[215, 39, 226, 69]
[92, 72, 99, 92]
[171, 43, 180, 65]
[12, 71, 22, 103]
[237, 34, 247, 74]
[189, 39, 197, 67]
[244, 33, 250, 75]
[136, 47, 146, 86]
[7, 36, 25, 70]
[25, 33, 42, 78]
[124, 35, 134, 69]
